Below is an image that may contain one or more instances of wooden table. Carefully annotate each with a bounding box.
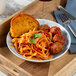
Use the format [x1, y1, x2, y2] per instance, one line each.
[0, 0, 76, 76]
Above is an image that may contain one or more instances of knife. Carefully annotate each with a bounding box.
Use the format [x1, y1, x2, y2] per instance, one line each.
[58, 6, 76, 21]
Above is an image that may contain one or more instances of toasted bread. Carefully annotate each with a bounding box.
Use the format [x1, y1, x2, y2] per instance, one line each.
[10, 13, 39, 37]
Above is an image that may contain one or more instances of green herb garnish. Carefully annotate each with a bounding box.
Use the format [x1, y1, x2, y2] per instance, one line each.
[40, 26, 42, 28]
[42, 29, 44, 31]
[53, 27, 56, 30]
[30, 33, 41, 44]
[43, 25, 45, 27]
[32, 33, 41, 38]
[29, 38, 36, 44]
[32, 33, 36, 38]
[58, 47, 60, 50]
[53, 28, 56, 30]
[45, 26, 48, 28]
[35, 33, 41, 37]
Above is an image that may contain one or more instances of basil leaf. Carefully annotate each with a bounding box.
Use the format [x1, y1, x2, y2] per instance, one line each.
[32, 33, 36, 38]
[35, 33, 41, 37]
[29, 38, 36, 44]
[32, 33, 41, 38]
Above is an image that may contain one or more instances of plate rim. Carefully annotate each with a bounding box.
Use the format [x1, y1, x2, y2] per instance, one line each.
[6, 19, 71, 62]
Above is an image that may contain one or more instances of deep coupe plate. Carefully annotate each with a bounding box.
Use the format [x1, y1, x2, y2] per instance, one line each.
[6, 19, 71, 62]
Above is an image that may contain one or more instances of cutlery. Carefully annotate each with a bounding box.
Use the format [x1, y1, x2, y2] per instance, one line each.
[58, 6, 76, 21]
[57, 13, 76, 37]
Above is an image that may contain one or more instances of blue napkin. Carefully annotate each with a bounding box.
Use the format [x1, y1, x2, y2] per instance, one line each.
[54, 0, 76, 53]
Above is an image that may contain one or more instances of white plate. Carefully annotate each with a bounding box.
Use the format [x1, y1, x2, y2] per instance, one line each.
[6, 19, 71, 62]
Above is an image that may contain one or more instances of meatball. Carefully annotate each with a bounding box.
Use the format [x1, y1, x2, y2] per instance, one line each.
[50, 26, 61, 35]
[53, 34, 65, 45]
[39, 24, 50, 32]
[50, 42, 63, 54]
[42, 31, 50, 37]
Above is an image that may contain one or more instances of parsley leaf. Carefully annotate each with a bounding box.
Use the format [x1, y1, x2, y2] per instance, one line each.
[29, 38, 36, 44]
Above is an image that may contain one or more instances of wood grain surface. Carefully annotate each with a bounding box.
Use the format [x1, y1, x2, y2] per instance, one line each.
[0, 54, 31, 76]
[0, 0, 76, 76]
[54, 58, 76, 76]
[48, 52, 76, 76]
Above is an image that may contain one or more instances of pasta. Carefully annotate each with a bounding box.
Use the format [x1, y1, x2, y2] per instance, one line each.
[12, 29, 53, 60]
[12, 24, 65, 60]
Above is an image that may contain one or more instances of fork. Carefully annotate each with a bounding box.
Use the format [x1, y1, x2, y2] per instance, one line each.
[57, 13, 76, 37]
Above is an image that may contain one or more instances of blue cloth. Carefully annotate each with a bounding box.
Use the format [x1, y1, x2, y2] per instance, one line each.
[54, 0, 76, 53]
